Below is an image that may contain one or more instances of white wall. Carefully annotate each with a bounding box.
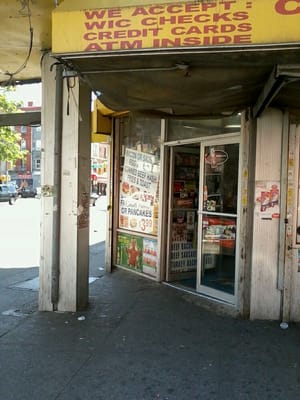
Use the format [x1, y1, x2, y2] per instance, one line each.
[290, 124, 300, 321]
[250, 109, 283, 320]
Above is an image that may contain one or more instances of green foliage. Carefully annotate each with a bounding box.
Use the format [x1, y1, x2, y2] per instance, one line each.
[0, 87, 22, 112]
[0, 87, 28, 164]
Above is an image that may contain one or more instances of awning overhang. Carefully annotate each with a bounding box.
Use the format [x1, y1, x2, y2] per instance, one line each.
[56, 46, 300, 121]
[0, 1, 55, 86]
[51, 0, 300, 121]
[1, 1, 300, 123]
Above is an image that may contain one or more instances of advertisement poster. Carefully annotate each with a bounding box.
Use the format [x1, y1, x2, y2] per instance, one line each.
[255, 181, 280, 220]
[54, 1, 300, 53]
[205, 147, 228, 174]
[119, 148, 159, 234]
[170, 239, 197, 272]
[142, 238, 158, 277]
[170, 215, 197, 273]
[117, 232, 158, 277]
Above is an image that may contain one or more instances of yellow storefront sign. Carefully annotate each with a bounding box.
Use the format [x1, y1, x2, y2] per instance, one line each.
[53, 0, 300, 54]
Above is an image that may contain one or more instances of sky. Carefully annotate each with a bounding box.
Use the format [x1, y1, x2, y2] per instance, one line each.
[5, 83, 42, 107]
[3, 82, 97, 109]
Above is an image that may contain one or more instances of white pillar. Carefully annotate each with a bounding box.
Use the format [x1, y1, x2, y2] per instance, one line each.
[39, 53, 62, 311]
[57, 76, 91, 312]
[39, 53, 91, 312]
[250, 108, 283, 320]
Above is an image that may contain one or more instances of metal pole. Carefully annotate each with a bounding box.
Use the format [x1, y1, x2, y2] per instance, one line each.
[51, 64, 63, 307]
[6, 161, 9, 183]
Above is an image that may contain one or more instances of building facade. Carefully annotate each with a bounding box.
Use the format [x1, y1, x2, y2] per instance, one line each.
[38, 0, 300, 322]
[11, 102, 41, 190]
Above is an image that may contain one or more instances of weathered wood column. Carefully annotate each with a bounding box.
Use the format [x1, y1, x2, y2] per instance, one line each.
[39, 53, 91, 311]
[58, 73, 91, 311]
[39, 53, 62, 311]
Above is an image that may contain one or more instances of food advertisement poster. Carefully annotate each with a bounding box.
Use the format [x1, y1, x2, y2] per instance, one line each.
[170, 237, 197, 272]
[255, 181, 280, 220]
[142, 238, 158, 277]
[119, 148, 159, 234]
[170, 214, 197, 273]
[117, 233, 158, 277]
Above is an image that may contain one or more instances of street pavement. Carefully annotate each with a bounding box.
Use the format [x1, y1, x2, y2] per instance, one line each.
[0, 197, 40, 268]
[1, 197, 300, 399]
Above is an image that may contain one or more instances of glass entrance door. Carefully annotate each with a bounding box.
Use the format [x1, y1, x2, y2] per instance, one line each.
[198, 140, 239, 303]
[165, 138, 240, 302]
[166, 145, 200, 289]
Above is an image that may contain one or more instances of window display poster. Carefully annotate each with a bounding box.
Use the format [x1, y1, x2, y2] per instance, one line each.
[170, 236, 197, 272]
[117, 232, 157, 277]
[142, 238, 158, 277]
[204, 147, 228, 174]
[120, 148, 159, 234]
[255, 181, 280, 220]
[170, 213, 197, 273]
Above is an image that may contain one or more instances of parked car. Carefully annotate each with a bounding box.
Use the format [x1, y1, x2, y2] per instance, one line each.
[19, 187, 37, 198]
[0, 183, 18, 205]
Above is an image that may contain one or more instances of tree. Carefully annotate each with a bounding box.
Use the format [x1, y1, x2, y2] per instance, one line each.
[0, 88, 28, 164]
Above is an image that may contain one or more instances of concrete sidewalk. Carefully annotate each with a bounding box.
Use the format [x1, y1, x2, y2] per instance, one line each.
[1, 254, 300, 399]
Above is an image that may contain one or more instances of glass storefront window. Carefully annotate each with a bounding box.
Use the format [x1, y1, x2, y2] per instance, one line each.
[169, 147, 199, 278]
[200, 143, 239, 296]
[166, 115, 241, 142]
[116, 114, 161, 277]
[203, 144, 239, 214]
